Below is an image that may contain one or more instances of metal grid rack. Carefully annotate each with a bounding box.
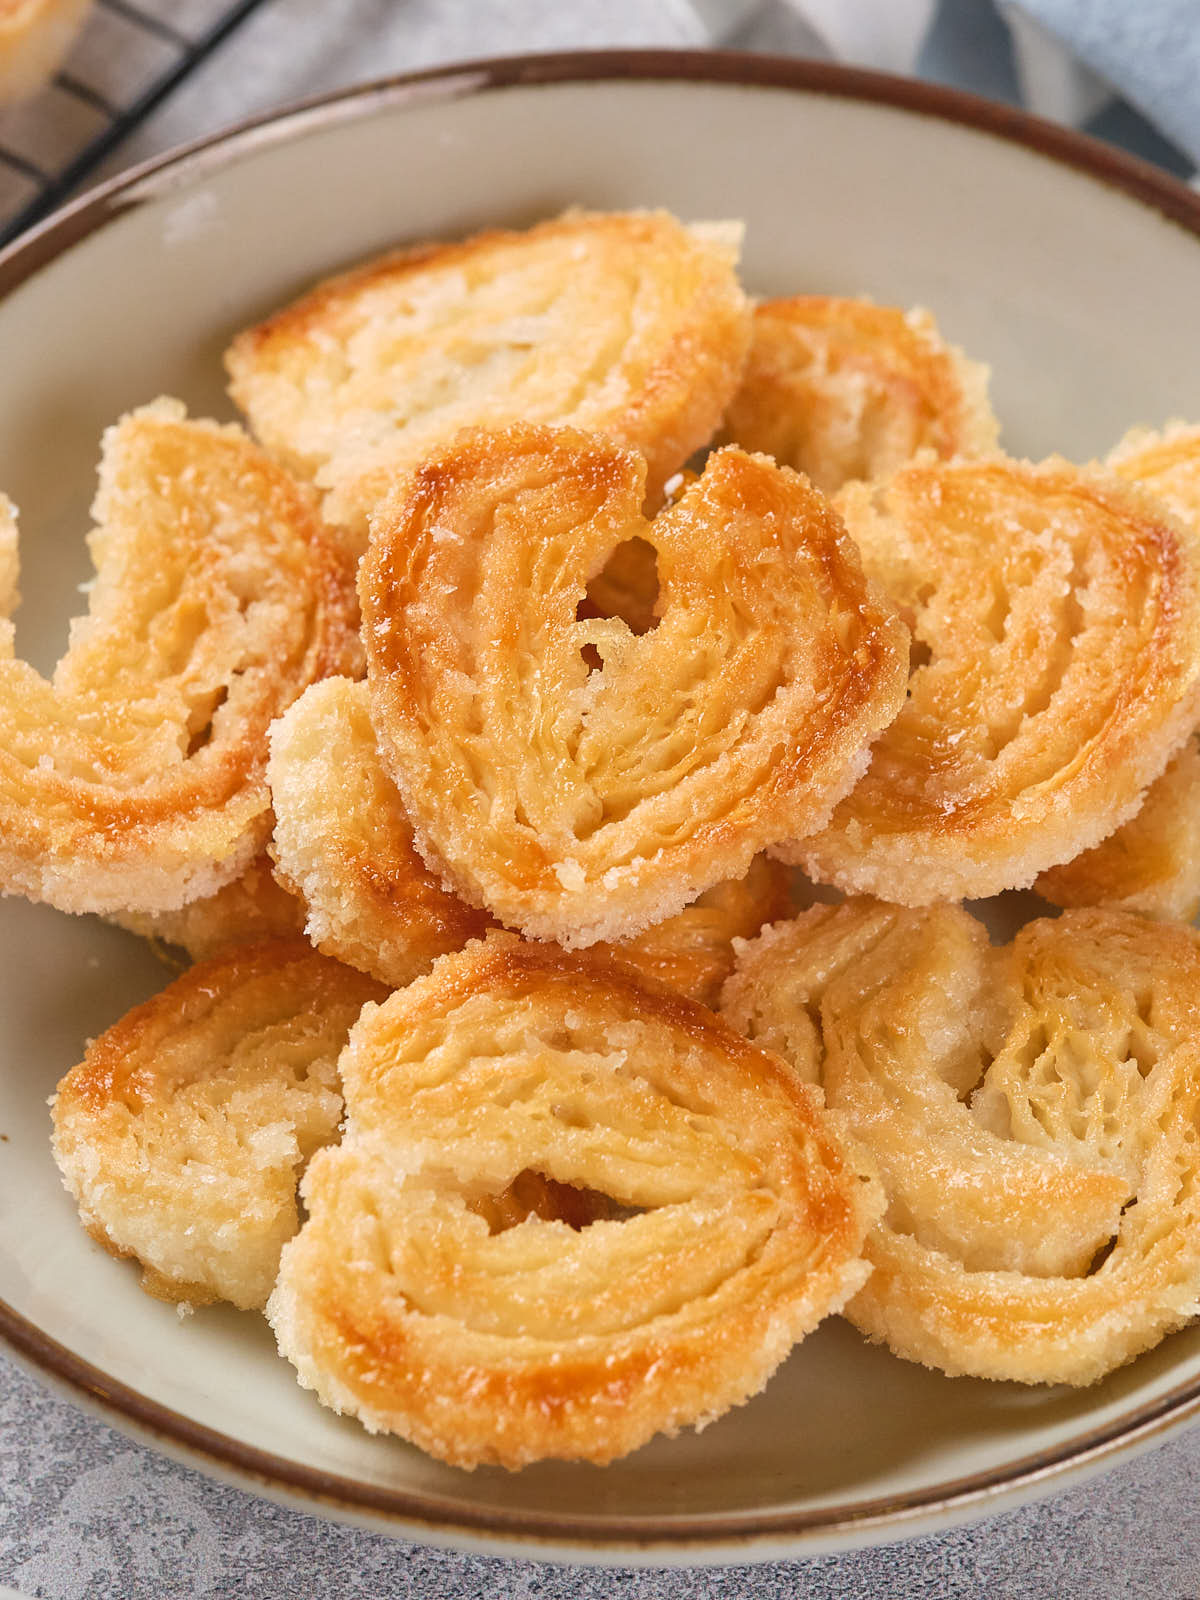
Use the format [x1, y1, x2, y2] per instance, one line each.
[0, 0, 269, 248]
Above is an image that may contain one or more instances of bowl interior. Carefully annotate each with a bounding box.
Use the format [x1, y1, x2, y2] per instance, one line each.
[2, 63, 1200, 1558]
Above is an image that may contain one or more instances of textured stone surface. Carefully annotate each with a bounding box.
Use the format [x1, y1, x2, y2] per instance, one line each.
[2, 1352, 1199, 1597]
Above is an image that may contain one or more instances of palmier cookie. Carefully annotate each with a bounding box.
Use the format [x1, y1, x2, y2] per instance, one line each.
[268, 676, 792, 1003]
[0, 399, 359, 917]
[267, 934, 881, 1469]
[720, 297, 998, 494]
[723, 901, 1200, 1386]
[360, 423, 909, 948]
[225, 209, 752, 551]
[51, 940, 386, 1312]
[789, 456, 1200, 904]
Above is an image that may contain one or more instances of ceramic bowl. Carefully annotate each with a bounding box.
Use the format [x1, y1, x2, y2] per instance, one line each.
[3, 51, 1200, 1566]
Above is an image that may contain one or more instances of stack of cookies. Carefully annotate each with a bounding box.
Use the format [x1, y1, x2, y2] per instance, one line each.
[12, 207, 1200, 1469]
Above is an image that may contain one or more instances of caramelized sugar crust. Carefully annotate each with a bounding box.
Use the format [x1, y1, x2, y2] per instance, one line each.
[268, 934, 881, 1469]
[268, 675, 792, 1002]
[723, 901, 1200, 1385]
[791, 456, 1200, 903]
[225, 210, 752, 549]
[721, 297, 998, 492]
[51, 939, 385, 1311]
[0, 400, 359, 916]
[360, 423, 909, 947]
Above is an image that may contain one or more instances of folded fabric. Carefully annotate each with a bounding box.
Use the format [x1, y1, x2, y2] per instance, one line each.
[705, 0, 1197, 175]
[1012, 0, 1200, 165]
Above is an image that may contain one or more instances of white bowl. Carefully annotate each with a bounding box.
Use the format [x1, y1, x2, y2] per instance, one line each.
[3, 51, 1200, 1567]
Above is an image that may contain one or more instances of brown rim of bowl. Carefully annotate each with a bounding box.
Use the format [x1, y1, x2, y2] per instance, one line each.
[3, 48, 1200, 1560]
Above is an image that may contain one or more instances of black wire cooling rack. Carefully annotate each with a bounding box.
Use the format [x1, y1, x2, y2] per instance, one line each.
[0, 0, 269, 247]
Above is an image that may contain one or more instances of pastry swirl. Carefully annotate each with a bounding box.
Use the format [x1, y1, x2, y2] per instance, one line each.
[225, 209, 752, 549]
[722, 901, 1200, 1385]
[791, 456, 1200, 904]
[268, 934, 881, 1468]
[0, 400, 359, 916]
[720, 296, 998, 493]
[360, 422, 909, 947]
[268, 675, 792, 1002]
[51, 939, 385, 1311]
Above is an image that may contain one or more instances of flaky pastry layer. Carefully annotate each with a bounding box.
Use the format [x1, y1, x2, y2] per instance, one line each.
[51, 939, 385, 1310]
[790, 456, 1200, 903]
[720, 297, 998, 493]
[0, 400, 360, 916]
[360, 423, 909, 946]
[225, 209, 751, 549]
[268, 934, 881, 1468]
[723, 901, 1200, 1385]
[594, 854, 793, 1008]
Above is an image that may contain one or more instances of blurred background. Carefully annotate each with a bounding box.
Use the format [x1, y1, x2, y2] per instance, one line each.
[0, 0, 1196, 249]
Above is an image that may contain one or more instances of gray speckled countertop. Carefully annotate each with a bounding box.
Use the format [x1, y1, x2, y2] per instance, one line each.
[4, 1352, 1200, 1596]
[3, 4, 1200, 1595]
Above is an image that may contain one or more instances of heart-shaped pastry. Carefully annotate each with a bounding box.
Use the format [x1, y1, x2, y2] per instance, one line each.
[268, 933, 881, 1468]
[722, 900, 1200, 1386]
[792, 456, 1200, 904]
[359, 423, 909, 947]
[0, 399, 359, 916]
